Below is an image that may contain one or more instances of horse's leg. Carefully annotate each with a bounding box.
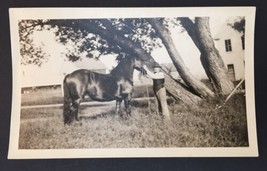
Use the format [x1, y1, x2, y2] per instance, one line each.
[73, 84, 87, 121]
[115, 99, 122, 116]
[124, 94, 132, 116]
[69, 97, 82, 122]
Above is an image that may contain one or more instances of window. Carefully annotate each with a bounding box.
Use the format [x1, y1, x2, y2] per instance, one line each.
[241, 35, 245, 50]
[225, 39, 232, 52]
[227, 64, 235, 81]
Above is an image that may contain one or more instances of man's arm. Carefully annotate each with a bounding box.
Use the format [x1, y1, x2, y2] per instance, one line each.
[143, 66, 164, 79]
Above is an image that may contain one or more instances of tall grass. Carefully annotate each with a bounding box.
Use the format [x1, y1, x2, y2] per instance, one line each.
[19, 93, 248, 149]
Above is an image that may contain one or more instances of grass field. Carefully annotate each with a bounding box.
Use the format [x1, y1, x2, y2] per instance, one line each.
[19, 93, 248, 149]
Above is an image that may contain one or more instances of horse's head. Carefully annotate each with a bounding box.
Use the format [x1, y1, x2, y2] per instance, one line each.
[132, 57, 147, 75]
[111, 55, 147, 77]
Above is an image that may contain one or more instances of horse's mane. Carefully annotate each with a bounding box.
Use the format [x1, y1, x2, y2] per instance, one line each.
[110, 57, 134, 78]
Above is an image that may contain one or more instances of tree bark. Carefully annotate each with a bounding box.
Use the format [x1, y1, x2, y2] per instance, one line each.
[148, 18, 214, 97]
[179, 17, 234, 95]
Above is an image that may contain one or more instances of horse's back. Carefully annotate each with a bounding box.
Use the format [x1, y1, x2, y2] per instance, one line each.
[66, 69, 91, 80]
[65, 69, 118, 101]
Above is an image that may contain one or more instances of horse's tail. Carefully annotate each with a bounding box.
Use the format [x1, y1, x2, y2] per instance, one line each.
[63, 75, 73, 124]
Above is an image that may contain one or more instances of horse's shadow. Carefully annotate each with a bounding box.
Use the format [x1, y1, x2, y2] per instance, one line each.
[79, 109, 117, 121]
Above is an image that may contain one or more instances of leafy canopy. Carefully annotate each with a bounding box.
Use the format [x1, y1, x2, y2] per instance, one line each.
[19, 18, 166, 66]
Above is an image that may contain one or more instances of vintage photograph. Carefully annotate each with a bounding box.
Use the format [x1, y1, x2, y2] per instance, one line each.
[8, 7, 257, 158]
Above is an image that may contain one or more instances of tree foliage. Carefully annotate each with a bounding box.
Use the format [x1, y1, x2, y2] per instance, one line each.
[19, 18, 162, 65]
[227, 17, 245, 34]
[19, 20, 50, 66]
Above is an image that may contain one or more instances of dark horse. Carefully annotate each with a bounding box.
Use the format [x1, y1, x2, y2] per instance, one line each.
[62, 57, 144, 124]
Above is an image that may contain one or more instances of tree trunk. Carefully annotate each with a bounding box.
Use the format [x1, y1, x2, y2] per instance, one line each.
[163, 72, 201, 104]
[179, 17, 234, 95]
[99, 23, 201, 105]
[148, 18, 214, 98]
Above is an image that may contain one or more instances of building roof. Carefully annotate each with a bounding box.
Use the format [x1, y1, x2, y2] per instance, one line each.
[60, 58, 108, 74]
[75, 58, 107, 70]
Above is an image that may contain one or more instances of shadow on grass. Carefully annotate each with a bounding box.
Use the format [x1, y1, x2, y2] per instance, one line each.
[79, 109, 117, 121]
[79, 108, 138, 121]
[79, 103, 111, 109]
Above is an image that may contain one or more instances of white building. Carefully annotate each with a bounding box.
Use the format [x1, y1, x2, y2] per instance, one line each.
[213, 19, 245, 81]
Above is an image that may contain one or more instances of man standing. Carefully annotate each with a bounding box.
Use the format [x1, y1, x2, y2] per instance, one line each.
[143, 65, 170, 120]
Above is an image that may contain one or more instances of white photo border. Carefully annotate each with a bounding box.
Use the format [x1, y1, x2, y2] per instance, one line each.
[8, 7, 257, 159]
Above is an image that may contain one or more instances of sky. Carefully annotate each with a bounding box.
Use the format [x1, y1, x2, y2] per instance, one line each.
[21, 17, 229, 87]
